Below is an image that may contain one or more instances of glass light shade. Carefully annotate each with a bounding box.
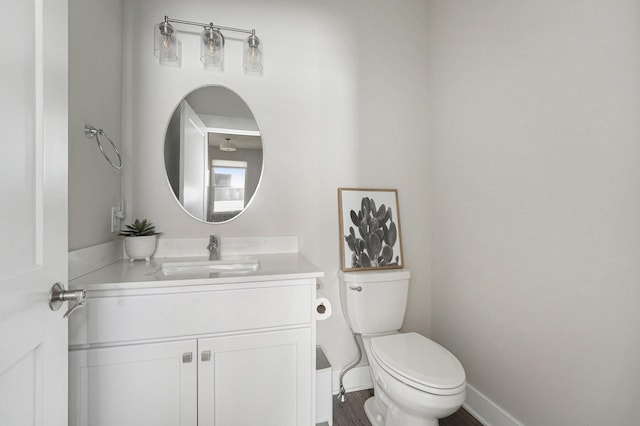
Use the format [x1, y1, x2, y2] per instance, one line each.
[201, 27, 224, 68]
[154, 22, 178, 62]
[243, 34, 263, 72]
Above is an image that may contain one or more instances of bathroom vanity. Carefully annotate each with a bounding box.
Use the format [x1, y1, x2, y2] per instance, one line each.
[68, 253, 322, 426]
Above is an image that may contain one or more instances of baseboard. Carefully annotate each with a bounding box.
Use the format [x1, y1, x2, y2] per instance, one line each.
[332, 365, 373, 394]
[464, 383, 524, 426]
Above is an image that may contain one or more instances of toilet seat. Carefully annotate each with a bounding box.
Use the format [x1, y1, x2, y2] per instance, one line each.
[370, 332, 466, 396]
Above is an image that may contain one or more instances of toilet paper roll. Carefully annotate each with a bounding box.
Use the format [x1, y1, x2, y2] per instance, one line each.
[315, 297, 332, 321]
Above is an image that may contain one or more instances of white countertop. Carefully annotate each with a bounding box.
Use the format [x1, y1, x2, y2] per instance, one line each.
[70, 253, 323, 292]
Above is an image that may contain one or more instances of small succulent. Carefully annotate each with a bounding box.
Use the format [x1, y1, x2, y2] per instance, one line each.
[344, 197, 399, 268]
[118, 219, 160, 237]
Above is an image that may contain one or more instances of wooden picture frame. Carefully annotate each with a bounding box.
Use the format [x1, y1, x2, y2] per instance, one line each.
[338, 188, 404, 272]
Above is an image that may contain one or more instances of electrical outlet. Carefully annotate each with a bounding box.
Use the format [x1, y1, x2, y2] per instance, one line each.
[111, 200, 125, 233]
[111, 207, 119, 233]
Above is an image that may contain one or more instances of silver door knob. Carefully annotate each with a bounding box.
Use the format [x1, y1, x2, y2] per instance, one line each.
[48, 282, 86, 318]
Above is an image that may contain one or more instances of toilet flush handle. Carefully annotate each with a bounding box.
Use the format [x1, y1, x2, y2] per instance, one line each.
[349, 286, 362, 292]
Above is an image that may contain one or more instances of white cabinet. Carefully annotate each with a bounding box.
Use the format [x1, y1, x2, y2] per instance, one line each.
[68, 277, 317, 426]
[198, 329, 312, 426]
[69, 340, 198, 426]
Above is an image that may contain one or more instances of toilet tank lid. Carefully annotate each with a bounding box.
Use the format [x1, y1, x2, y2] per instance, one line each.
[338, 269, 411, 283]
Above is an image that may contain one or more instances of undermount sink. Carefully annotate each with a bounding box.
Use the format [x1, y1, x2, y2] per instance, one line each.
[160, 257, 260, 275]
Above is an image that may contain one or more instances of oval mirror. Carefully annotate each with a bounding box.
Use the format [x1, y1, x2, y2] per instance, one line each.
[164, 86, 263, 223]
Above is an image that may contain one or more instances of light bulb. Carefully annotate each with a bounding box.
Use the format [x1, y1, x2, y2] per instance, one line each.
[243, 34, 262, 72]
[248, 45, 258, 61]
[161, 34, 171, 49]
[201, 27, 224, 67]
[154, 21, 177, 62]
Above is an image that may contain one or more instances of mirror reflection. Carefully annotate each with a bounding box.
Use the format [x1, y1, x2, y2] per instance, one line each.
[164, 86, 263, 223]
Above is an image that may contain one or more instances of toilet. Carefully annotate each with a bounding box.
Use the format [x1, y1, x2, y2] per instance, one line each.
[338, 269, 466, 426]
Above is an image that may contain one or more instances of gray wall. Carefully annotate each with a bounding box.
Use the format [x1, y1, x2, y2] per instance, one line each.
[68, 0, 123, 250]
[428, 1, 640, 424]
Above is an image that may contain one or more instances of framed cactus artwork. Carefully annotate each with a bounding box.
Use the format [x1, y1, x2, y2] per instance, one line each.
[338, 188, 404, 271]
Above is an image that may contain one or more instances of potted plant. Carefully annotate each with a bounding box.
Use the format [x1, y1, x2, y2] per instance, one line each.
[118, 219, 161, 262]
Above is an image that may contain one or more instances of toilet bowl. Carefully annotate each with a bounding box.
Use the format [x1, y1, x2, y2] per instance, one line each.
[338, 269, 466, 426]
[363, 332, 466, 426]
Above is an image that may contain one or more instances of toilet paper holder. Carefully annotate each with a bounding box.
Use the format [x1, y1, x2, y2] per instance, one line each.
[315, 287, 332, 320]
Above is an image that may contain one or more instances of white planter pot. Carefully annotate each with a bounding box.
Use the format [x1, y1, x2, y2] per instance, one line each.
[123, 235, 158, 262]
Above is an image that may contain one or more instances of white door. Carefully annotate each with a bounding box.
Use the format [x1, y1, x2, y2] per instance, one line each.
[0, 0, 68, 425]
[179, 101, 209, 221]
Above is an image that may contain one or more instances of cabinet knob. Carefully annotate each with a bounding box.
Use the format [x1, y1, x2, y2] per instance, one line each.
[182, 352, 193, 363]
[201, 350, 212, 362]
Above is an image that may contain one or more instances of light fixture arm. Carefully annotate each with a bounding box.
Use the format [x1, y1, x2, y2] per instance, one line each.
[163, 15, 255, 36]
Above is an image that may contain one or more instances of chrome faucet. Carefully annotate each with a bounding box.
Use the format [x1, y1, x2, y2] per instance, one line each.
[207, 235, 219, 260]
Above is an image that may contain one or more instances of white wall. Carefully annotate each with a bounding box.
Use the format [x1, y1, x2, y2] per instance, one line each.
[120, 0, 431, 370]
[428, 1, 640, 425]
[68, 0, 123, 250]
[354, 2, 431, 338]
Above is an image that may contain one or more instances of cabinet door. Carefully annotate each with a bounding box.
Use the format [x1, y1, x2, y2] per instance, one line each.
[198, 328, 312, 426]
[69, 340, 198, 426]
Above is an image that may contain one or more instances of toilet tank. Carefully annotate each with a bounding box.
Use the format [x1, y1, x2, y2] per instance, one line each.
[338, 269, 411, 334]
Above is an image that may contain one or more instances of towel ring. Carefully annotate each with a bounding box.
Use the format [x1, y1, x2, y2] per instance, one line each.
[84, 125, 123, 170]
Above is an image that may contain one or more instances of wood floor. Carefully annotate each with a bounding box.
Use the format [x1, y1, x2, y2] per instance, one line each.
[332, 389, 483, 426]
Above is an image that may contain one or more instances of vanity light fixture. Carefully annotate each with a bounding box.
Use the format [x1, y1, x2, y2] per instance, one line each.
[153, 16, 263, 72]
